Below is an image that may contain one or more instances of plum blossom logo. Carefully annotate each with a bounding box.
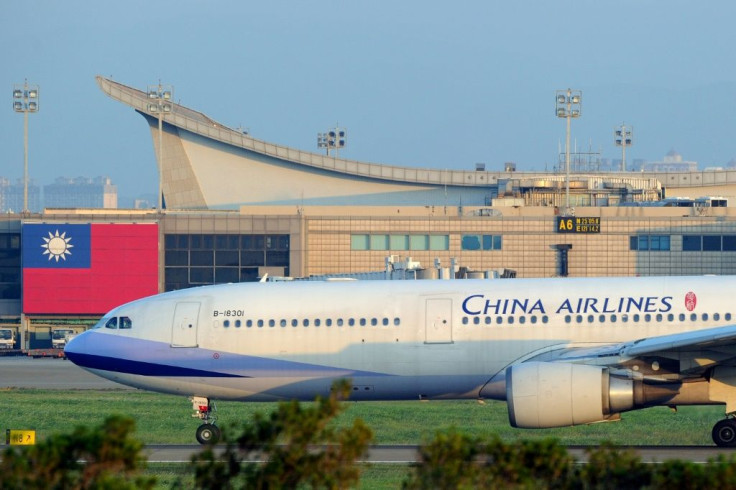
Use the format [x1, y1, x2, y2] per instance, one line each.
[684, 291, 697, 312]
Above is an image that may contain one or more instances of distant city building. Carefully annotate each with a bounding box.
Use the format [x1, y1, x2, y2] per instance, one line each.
[0, 178, 41, 213]
[134, 197, 155, 210]
[44, 176, 117, 209]
[641, 150, 698, 173]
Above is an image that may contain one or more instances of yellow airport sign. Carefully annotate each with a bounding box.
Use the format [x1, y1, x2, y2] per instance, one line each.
[6, 429, 36, 445]
[556, 216, 601, 234]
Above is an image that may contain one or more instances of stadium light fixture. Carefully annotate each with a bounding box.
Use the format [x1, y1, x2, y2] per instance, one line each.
[555, 88, 582, 214]
[12, 80, 40, 213]
[317, 125, 347, 157]
[147, 83, 174, 211]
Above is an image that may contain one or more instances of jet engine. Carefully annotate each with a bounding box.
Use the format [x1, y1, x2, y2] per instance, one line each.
[506, 362, 635, 428]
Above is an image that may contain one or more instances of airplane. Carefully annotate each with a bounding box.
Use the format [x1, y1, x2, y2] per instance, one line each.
[64, 275, 736, 446]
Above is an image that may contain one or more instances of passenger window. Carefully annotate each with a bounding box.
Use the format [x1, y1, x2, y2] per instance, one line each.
[326, 318, 333, 327]
[622, 314, 629, 323]
[105, 317, 118, 329]
[727, 313, 733, 321]
[292, 319, 298, 327]
[382, 318, 389, 326]
[714, 313, 721, 321]
[610, 315, 617, 323]
[702, 313, 709, 321]
[508, 316, 514, 325]
[519, 316, 526, 325]
[462, 317, 469, 325]
[120, 317, 132, 329]
[371, 318, 377, 326]
[667, 314, 674, 322]
[530, 316, 537, 324]
[496, 317, 503, 324]
[246, 320, 252, 328]
[599, 315, 606, 323]
[473, 317, 480, 325]
[632, 314, 640, 322]
[257, 320, 264, 328]
[575, 315, 583, 324]
[223, 320, 230, 328]
[235, 320, 241, 328]
[337, 318, 344, 327]
[645, 314, 652, 322]
[280, 319, 287, 327]
[268, 319, 275, 328]
[656, 314, 663, 322]
[542, 316, 549, 324]
[348, 319, 355, 327]
[315, 319, 321, 327]
[485, 316, 492, 325]
[393, 317, 400, 326]
[564, 315, 571, 324]
[304, 319, 310, 327]
[690, 313, 697, 322]
[679, 313, 686, 322]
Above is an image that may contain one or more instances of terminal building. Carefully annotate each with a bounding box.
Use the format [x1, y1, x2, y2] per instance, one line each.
[2, 76, 736, 350]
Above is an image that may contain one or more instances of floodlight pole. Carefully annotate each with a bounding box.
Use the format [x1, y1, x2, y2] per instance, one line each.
[147, 83, 173, 211]
[614, 123, 633, 172]
[555, 89, 582, 214]
[158, 113, 163, 210]
[24, 107, 28, 212]
[12, 80, 39, 214]
[565, 110, 571, 208]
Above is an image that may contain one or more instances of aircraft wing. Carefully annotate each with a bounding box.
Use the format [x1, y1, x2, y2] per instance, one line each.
[623, 324, 736, 357]
[539, 324, 736, 379]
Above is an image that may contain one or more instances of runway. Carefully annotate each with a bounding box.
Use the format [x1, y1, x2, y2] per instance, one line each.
[145, 445, 736, 464]
[0, 356, 132, 390]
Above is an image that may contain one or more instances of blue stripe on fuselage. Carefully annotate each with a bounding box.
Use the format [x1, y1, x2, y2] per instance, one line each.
[65, 351, 246, 377]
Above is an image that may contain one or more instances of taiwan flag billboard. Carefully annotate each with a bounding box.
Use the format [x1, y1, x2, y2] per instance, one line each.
[22, 223, 159, 315]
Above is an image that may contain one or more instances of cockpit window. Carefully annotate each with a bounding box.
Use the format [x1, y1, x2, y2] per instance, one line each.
[100, 316, 132, 330]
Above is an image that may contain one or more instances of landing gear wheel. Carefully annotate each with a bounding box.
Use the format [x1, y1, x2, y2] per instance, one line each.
[712, 419, 736, 447]
[196, 423, 221, 445]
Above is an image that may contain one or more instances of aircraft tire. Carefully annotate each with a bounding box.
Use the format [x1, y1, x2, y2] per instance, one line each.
[196, 423, 221, 445]
[712, 419, 736, 447]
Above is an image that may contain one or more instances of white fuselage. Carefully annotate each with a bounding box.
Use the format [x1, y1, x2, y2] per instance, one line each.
[65, 276, 734, 402]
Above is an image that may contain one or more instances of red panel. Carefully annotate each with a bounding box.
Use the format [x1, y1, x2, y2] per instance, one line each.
[23, 223, 159, 315]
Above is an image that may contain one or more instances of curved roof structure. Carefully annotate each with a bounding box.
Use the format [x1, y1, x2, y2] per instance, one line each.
[97, 76, 502, 210]
[97, 76, 736, 210]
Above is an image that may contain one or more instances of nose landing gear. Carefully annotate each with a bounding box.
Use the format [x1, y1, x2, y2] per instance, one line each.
[191, 396, 221, 445]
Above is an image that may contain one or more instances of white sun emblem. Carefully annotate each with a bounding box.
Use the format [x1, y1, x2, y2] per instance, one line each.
[41, 230, 74, 262]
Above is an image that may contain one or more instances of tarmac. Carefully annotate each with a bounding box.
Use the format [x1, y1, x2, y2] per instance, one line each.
[0, 356, 133, 390]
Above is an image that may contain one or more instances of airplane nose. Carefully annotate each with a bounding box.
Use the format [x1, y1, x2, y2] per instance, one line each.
[64, 330, 88, 362]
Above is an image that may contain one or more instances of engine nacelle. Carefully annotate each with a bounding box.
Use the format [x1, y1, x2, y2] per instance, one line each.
[506, 362, 634, 429]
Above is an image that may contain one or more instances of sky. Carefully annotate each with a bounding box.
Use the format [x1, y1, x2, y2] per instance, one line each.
[2, 0, 736, 204]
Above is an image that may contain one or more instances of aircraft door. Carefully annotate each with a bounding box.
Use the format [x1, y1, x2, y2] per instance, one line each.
[425, 298, 453, 343]
[171, 302, 200, 347]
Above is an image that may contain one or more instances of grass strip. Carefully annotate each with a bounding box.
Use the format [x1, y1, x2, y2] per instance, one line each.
[0, 388, 723, 446]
